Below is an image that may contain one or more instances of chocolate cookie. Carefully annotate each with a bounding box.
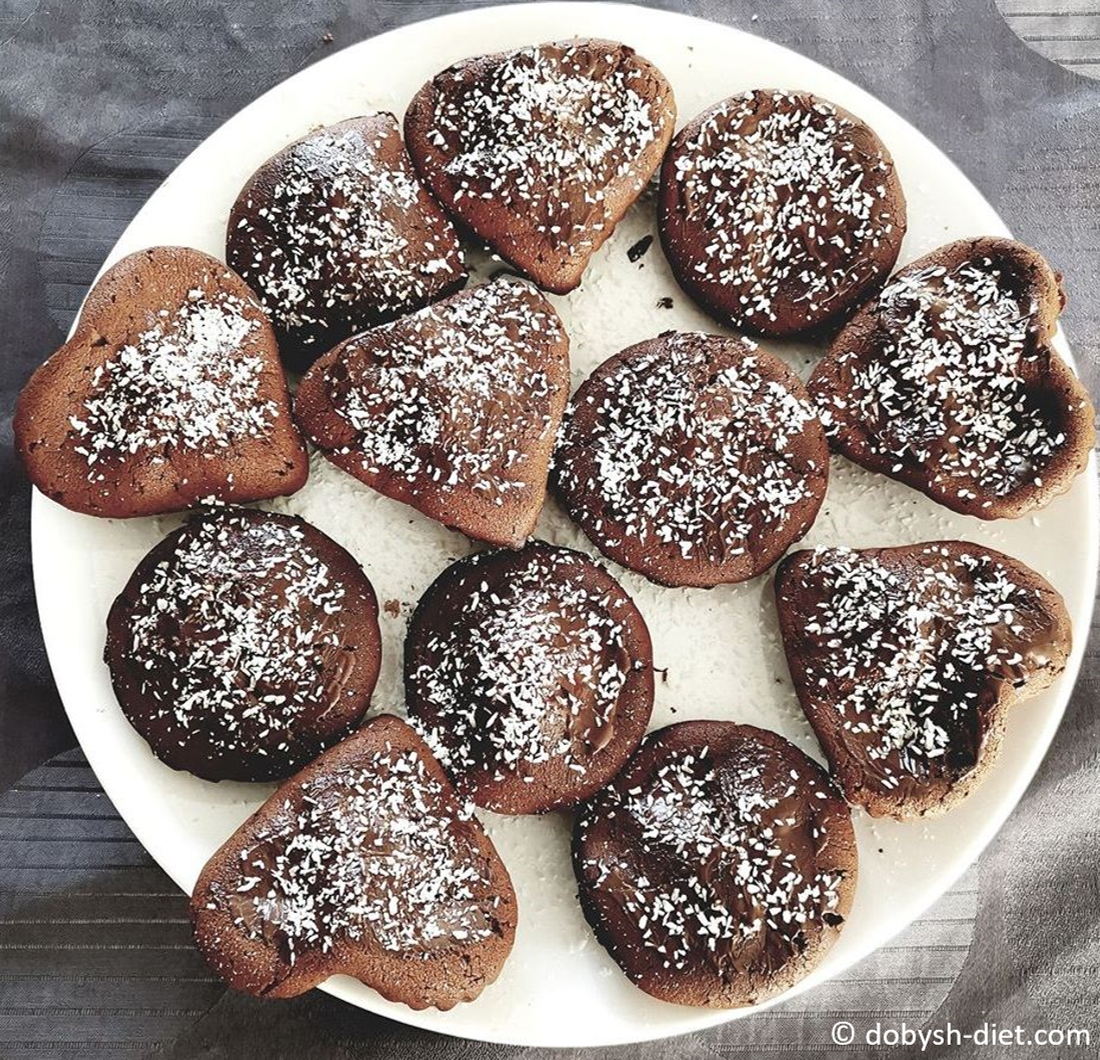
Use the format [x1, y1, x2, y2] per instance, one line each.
[227, 115, 466, 370]
[809, 238, 1096, 518]
[405, 39, 676, 293]
[15, 247, 308, 518]
[295, 277, 570, 547]
[191, 714, 517, 1007]
[659, 89, 905, 336]
[573, 721, 856, 1008]
[105, 509, 381, 783]
[775, 542, 1072, 818]
[552, 332, 828, 587]
[405, 542, 654, 814]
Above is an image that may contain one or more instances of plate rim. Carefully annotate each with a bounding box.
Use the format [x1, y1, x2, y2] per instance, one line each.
[28, 0, 1100, 1046]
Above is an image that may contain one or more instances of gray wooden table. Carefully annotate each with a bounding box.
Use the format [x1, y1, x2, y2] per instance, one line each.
[0, 2, 1097, 1056]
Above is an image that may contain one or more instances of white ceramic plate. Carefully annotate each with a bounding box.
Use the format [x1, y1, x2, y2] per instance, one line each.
[30, 1, 1098, 1048]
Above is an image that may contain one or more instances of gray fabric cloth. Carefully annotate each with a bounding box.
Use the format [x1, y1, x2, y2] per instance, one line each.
[998, 1, 1100, 81]
[0, 1, 1096, 1056]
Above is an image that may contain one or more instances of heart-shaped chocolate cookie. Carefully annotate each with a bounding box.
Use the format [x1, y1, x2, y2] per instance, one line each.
[809, 237, 1096, 518]
[775, 542, 1072, 818]
[227, 114, 467, 371]
[15, 246, 308, 518]
[294, 277, 570, 547]
[404, 38, 676, 293]
[190, 713, 518, 1008]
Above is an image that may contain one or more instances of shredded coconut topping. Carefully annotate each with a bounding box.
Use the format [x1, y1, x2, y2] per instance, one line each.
[224, 747, 499, 960]
[230, 118, 462, 347]
[555, 333, 821, 562]
[409, 548, 633, 784]
[124, 514, 347, 753]
[70, 289, 275, 473]
[667, 91, 897, 323]
[580, 742, 844, 972]
[791, 546, 1056, 784]
[425, 41, 666, 255]
[818, 257, 1067, 501]
[327, 279, 563, 501]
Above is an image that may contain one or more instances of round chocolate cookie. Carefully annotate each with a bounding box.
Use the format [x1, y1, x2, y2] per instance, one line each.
[659, 89, 906, 337]
[404, 542, 654, 814]
[551, 332, 829, 588]
[227, 114, 466, 370]
[105, 508, 381, 782]
[573, 721, 857, 1008]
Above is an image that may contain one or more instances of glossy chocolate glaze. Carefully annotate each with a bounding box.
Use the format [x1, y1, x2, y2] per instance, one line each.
[810, 238, 1096, 519]
[659, 90, 905, 336]
[776, 542, 1072, 816]
[405, 542, 653, 814]
[574, 721, 856, 1008]
[105, 509, 381, 782]
[228, 114, 465, 370]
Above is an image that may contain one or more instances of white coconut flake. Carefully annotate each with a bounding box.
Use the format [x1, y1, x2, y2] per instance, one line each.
[73, 290, 275, 471]
[225, 747, 499, 960]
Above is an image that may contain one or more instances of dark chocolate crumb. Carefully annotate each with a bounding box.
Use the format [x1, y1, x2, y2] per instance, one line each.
[627, 235, 653, 263]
